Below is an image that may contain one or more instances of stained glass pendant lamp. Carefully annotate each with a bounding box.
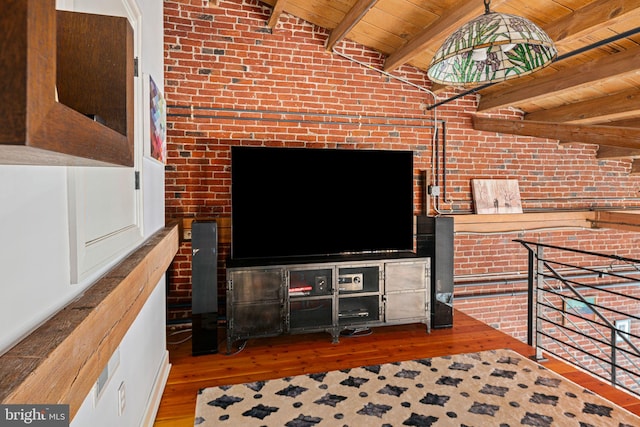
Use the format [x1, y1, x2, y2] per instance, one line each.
[427, 0, 557, 86]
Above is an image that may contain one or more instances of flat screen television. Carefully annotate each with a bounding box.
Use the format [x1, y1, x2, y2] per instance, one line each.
[230, 146, 414, 261]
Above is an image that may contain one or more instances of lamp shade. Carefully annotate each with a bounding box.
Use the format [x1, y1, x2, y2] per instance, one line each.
[428, 10, 557, 86]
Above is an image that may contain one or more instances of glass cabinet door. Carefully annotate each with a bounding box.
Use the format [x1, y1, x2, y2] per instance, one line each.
[337, 264, 382, 326]
[288, 268, 333, 330]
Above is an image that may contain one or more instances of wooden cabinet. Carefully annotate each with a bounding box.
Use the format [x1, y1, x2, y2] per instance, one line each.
[226, 256, 431, 352]
[1, 0, 134, 166]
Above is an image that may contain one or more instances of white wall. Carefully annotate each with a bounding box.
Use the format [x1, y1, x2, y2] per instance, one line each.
[72, 282, 169, 427]
[0, 166, 72, 349]
[0, 0, 167, 425]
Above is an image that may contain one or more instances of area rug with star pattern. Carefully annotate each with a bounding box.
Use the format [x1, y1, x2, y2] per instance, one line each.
[194, 348, 640, 426]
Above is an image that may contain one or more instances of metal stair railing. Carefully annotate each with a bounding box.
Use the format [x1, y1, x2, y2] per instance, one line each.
[516, 239, 640, 397]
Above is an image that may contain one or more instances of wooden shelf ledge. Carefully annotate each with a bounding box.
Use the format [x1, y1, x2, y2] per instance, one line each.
[592, 210, 640, 232]
[0, 223, 179, 419]
[449, 210, 640, 233]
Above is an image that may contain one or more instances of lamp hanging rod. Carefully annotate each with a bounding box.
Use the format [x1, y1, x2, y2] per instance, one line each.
[426, 26, 640, 111]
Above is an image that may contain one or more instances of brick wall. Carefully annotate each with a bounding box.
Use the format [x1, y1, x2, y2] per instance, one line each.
[163, 0, 640, 339]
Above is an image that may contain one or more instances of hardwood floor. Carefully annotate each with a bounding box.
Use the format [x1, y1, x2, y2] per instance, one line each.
[153, 310, 640, 426]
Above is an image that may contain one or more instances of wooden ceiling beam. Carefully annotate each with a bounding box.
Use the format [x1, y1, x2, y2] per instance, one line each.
[477, 46, 640, 112]
[559, 121, 640, 156]
[471, 115, 640, 148]
[524, 88, 640, 123]
[606, 118, 640, 128]
[382, 0, 494, 72]
[596, 145, 640, 159]
[431, 83, 450, 94]
[544, 0, 640, 43]
[267, 0, 287, 28]
[596, 120, 640, 159]
[325, 0, 379, 51]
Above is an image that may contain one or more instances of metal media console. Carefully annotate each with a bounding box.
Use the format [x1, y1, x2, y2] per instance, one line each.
[225, 255, 431, 352]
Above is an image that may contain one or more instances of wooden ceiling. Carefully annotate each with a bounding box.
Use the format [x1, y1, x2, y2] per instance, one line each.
[262, 0, 640, 165]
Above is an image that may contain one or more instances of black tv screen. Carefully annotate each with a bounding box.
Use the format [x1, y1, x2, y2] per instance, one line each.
[231, 146, 414, 261]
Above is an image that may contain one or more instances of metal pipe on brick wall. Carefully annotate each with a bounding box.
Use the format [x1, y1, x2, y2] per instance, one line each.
[167, 105, 438, 128]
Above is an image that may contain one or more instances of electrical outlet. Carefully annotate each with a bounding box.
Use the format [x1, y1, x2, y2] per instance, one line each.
[184, 229, 192, 240]
[118, 381, 126, 416]
[94, 347, 120, 406]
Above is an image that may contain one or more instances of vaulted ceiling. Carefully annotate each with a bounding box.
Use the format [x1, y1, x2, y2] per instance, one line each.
[262, 0, 640, 168]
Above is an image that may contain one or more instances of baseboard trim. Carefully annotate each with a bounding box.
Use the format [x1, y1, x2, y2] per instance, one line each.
[141, 350, 172, 427]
